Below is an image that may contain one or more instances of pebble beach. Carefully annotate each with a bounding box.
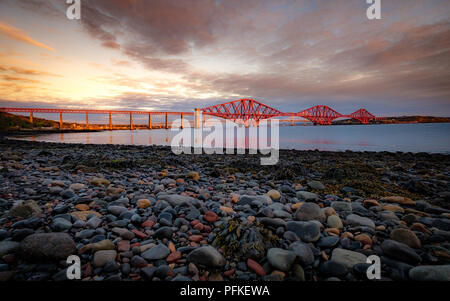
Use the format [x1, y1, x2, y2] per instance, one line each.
[0, 137, 449, 281]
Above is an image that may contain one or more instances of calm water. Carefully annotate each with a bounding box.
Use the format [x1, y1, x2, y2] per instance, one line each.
[13, 123, 450, 154]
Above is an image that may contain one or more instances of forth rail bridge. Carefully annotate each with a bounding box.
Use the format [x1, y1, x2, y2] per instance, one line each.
[0, 99, 380, 130]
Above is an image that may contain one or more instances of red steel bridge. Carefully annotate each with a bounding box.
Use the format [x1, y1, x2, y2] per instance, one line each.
[200, 99, 378, 125]
[0, 99, 378, 128]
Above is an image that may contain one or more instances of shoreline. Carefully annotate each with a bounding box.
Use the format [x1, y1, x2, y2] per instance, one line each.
[0, 137, 449, 281]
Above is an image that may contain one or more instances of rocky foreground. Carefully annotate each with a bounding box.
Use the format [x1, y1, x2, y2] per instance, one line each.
[0, 138, 449, 281]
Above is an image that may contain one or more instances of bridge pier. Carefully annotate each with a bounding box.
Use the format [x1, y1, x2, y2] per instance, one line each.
[109, 112, 112, 130]
[148, 114, 152, 129]
[180, 113, 184, 129]
[165, 113, 168, 129]
[59, 112, 63, 129]
[29, 112, 33, 125]
[130, 113, 134, 130]
[86, 113, 89, 129]
[194, 108, 200, 129]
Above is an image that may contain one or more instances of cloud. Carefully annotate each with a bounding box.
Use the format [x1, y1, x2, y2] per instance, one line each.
[0, 21, 55, 52]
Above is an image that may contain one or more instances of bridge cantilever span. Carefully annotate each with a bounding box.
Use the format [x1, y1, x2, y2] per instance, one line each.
[200, 99, 377, 125]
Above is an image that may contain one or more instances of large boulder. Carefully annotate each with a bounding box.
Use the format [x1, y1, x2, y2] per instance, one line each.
[20, 233, 76, 261]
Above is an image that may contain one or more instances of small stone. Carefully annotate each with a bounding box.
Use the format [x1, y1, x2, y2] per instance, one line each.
[51, 217, 72, 232]
[382, 204, 404, 213]
[137, 199, 151, 209]
[266, 190, 281, 201]
[117, 240, 130, 252]
[247, 258, 266, 276]
[410, 223, 431, 235]
[286, 221, 321, 242]
[331, 248, 367, 269]
[346, 214, 375, 229]
[186, 246, 226, 268]
[75, 204, 90, 211]
[141, 244, 170, 261]
[381, 239, 421, 264]
[327, 215, 343, 229]
[390, 228, 421, 248]
[267, 248, 296, 272]
[289, 241, 314, 266]
[331, 201, 352, 212]
[93, 250, 117, 267]
[296, 191, 318, 201]
[89, 177, 110, 186]
[294, 202, 326, 223]
[319, 261, 348, 278]
[380, 196, 415, 206]
[307, 181, 325, 190]
[166, 251, 182, 263]
[409, 265, 450, 281]
[20, 233, 76, 261]
[363, 199, 380, 208]
[9, 200, 41, 218]
[204, 211, 219, 223]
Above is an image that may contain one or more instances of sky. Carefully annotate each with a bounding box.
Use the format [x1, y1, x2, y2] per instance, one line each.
[0, 0, 449, 119]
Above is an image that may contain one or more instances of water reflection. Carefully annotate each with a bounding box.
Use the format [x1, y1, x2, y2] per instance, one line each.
[11, 123, 450, 153]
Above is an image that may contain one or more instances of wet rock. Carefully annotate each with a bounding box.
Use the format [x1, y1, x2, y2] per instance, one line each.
[266, 190, 281, 201]
[8, 200, 41, 218]
[187, 246, 226, 268]
[286, 221, 321, 242]
[381, 239, 421, 264]
[0, 241, 20, 257]
[267, 248, 296, 272]
[327, 215, 343, 229]
[294, 202, 326, 223]
[380, 196, 415, 206]
[51, 217, 72, 231]
[331, 248, 367, 269]
[93, 250, 117, 267]
[331, 201, 352, 212]
[390, 228, 421, 248]
[296, 191, 318, 201]
[409, 265, 450, 281]
[141, 244, 170, 261]
[319, 261, 348, 278]
[346, 214, 375, 229]
[289, 241, 314, 267]
[20, 233, 76, 261]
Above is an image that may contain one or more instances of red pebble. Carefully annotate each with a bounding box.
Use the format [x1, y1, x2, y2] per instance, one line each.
[194, 223, 204, 231]
[131, 229, 148, 239]
[189, 235, 203, 242]
[130, 242, 141, 249]
[224, 269, 235, 277]
[141, 220, 154, 228]
[166, 251, 182, 263]
[117, 240, 130, 252]
[247, 258, 266, 276]
[191, 220, 200, 226]
[204, 211, 219, 223]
